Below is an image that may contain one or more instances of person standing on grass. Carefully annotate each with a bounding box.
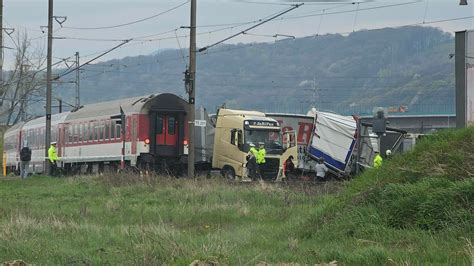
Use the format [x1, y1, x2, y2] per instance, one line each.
[48, 141, 60, 176]
[19, 141, 31, 179]
[373, 151, 383, 168]
[246, 143, 258, 180]
[315, 158, 328, 181]
[256, 142, 266, 179]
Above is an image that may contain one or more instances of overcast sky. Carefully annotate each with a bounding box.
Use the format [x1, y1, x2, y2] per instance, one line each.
[2, 0, 473, 69]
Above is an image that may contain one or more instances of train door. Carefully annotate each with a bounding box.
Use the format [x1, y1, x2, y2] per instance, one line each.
[58, 124, 65, 157]
[131, 116, 138, 155]
[153, 114, 179, 157]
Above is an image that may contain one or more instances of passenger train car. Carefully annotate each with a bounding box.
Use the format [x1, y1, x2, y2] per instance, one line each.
[3, 93, 190, 174]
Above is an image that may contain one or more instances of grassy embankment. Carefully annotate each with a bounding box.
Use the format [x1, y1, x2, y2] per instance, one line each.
[0, 127, 473, 265]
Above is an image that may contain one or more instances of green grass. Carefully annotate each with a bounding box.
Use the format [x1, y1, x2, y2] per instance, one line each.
[0, 127, 473, 265]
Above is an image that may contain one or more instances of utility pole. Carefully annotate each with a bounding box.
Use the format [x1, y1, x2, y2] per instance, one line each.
[0, 0, 3, 85]
[75, 51, 80, 108]
[45, 0, 53, 175]
[187, 0, 196, 178]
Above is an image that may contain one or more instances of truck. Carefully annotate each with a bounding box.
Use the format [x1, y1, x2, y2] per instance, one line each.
[210, 108, 298, 180]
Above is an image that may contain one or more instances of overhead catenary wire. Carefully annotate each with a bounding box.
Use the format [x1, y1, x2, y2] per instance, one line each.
[62, 1, 189, 30]
[174, 29, 188, 67]
[53, 39, 131, 80]
[198, 3, 303, 52]
[280, 0, 422, 21]
[54, 8, 301, 44]
[17, 8, 471, 84]
[70, 12, 472, 72]
[48, 0, 425, 45]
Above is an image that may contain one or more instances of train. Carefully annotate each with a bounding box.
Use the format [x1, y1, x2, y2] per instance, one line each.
[6, 92, 404, 179]
[3, 93, 192, 174]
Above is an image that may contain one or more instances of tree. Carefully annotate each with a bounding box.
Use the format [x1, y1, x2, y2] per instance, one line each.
[0, 31, 46, 125]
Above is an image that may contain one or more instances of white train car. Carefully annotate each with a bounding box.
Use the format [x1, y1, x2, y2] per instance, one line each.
[3, 122, 24, 174]
[20, 112, 69, 173]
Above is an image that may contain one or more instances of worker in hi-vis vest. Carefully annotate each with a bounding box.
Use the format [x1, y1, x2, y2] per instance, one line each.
[256, 142, 266, 178]
[48, 141, 60, 176]
[246, 143, 259, 180]
[373, 151, 383, 169]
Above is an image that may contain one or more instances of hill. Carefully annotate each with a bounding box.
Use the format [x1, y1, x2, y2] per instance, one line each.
[55, 26, 455, 115]
[0, 127, 472, 264]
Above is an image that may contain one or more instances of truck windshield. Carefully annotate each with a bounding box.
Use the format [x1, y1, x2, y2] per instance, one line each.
[244, 129, 283, 154]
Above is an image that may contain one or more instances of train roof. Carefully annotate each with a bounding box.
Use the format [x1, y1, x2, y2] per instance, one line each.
[3, 122, 25, 137]
[3, 93, 189, 134]
[66, 94, 156, 121]
[22, 112, 70, 130]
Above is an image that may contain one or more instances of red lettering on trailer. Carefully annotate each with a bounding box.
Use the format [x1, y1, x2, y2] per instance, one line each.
[297, 122, 313, 145]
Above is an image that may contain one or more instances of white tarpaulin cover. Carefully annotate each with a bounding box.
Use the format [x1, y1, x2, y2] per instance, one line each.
[307, 111, 356, 172]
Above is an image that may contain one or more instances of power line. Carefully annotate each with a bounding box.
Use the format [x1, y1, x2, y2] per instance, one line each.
[0, 57, 72, 89]
[281, 0, 422, 21]
[63, 1, 189, 30]
[42, 13, 473, 81]
[199, 4, 303, 52]
[53, 39, 131, 80]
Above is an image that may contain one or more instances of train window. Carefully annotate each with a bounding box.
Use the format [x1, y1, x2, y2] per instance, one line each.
[156, 116, 163, 134]
[68, 125, 72, 144]
[168, 116, 176, 135]
[72, 125, 75, 144]
[93, 123, 98, 141]
[4, 136, 15, 150]
[71, 125, 75, 144]
[83, 124, 88, 142]
[40, 129, 43, 148]
[98, 121, 104, 141]
[75, 124, 79, 143]
[116, 124, 121, 139]
[39, 129, 43, 148]
[79, 124, 83, 143]
[88, 123, 93, 142]
[105, 121, 110, 140]
[110, 121, 115, 139]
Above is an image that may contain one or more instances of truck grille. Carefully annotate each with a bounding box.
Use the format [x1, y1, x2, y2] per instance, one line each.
[260, 158, 280, 180]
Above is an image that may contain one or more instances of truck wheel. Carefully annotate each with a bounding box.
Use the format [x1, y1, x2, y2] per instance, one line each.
[222, 167, 235, 180]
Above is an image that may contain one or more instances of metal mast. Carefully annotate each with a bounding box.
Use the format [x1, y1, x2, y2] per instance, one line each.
[187, 0, 196, 178]
[45, 0, 53, 174]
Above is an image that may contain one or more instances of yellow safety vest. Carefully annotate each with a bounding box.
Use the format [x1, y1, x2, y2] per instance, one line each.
[257, 148, 266, 164]
[48, 145, 59, 163]
[373, 154, 383, 168]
